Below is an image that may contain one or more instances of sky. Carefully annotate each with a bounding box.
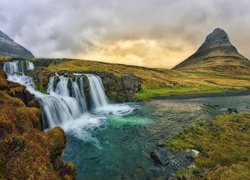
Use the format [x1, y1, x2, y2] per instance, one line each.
[1, 0, 250, 68]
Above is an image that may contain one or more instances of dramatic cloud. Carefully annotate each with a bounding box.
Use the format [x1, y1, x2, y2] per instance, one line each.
[1, 0, 250, 68]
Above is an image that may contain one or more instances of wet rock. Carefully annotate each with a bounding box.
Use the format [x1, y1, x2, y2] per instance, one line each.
[157, 139, 166, 147]
[82, 75, 92, 110]
[15, 88, 40, 108]
[151, 147, 199, 176]
[228, 108, 238, 114]
[151, 146, 173, 166]
[220, 107, 238, 114]
[99, 73, 141, 102]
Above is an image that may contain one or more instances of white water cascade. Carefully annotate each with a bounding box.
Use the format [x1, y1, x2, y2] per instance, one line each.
[47, 75, 88, 113]
[86, 74, 109, 109]
[3, 60, 34, 75]
[3, 60, 134, 140]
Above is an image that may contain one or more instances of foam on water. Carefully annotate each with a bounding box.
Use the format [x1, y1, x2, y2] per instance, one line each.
[95, 104, 135, 116]
[61, 113, 105, 149]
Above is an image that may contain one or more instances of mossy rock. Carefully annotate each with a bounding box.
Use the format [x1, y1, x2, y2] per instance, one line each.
[47, 127, 66, 159]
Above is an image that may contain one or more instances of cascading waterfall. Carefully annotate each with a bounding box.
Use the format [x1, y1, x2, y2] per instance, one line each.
[86, 74, 109, 109]
[47, 74, 88, 112]
[3, 60, 109, 129]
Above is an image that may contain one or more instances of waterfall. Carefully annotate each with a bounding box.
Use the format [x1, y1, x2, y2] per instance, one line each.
[3, 60, 34, 75]
[3, 61, 109, 130]
[47, 74, 88, 113]
[39, 95, 82, 128]
[73, 76, 87, 112]
[86, 74, 109, 109]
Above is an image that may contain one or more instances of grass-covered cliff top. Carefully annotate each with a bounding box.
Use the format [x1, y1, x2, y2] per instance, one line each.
[167, 113, 250, 179]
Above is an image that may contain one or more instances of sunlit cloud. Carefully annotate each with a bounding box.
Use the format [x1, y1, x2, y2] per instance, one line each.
[76, 39, 194, 68]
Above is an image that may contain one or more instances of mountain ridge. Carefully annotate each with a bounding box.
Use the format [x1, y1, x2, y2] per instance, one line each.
[0, 30, 34, 58]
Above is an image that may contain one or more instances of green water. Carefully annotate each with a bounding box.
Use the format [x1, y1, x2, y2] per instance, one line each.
[64, 95, 250, 179]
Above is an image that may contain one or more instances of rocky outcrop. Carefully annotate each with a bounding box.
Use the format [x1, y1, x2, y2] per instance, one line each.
[99, 73, 141, 102]
[0, 71, 38, 107]
[173, 28, 250, 74]
[0, 31, 34, 58]
[150, 144, 199, 179]
[0, 70, 76, 179]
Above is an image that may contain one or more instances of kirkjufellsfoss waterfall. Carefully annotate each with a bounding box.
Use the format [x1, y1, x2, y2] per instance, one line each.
[3, 60, 134, 141]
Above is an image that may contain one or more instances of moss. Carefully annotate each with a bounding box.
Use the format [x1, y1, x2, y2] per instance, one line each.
[176, 168, 195, 177]
[64, 162, 77, 178]
[207, 161, 250, 179]
[166, 113, 250, 178]
[47, 127, 66, 159]
[0, 118, 13, 138]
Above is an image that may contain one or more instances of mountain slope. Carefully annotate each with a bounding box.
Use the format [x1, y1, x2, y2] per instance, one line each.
[173, 28, 250, 74]
[0, 31, 34, 58]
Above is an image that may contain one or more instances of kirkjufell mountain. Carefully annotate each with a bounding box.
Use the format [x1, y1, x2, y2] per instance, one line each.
[0, 31, 34, 58]
[173, 28, 250, 74]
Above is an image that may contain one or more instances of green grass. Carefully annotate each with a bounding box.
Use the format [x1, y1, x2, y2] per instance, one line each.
[136, 85, 247, 100]
[166, 113, 250, 179]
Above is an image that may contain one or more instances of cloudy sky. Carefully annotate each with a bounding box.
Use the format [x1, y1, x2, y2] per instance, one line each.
[1, 0, 250, 68]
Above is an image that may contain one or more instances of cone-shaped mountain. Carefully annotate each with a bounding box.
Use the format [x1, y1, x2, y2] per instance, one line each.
[174, 28, 250, 74]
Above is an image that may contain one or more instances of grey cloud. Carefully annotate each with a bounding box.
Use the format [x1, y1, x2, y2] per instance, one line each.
[0, 0, 250, 66]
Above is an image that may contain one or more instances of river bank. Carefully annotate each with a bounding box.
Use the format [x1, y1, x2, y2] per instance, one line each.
[149, 90, 250, 100]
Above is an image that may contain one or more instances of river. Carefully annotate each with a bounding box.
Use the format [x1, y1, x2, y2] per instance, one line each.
[64, 94, 250, 179]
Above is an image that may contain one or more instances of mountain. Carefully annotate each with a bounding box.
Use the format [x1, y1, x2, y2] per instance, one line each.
[0, 31, 34, 58]
[173, 28, 250, 74]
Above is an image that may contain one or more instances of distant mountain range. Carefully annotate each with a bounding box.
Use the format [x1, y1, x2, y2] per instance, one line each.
[0, 31, 34, 58]
[173, 28, 250, 74]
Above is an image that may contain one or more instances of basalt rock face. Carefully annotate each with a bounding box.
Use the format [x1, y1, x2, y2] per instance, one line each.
[0, 31, 34, 58]
[173, 28, 250, 74]
[0, 70, 76, 179]
[98, 73, 141, 102]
